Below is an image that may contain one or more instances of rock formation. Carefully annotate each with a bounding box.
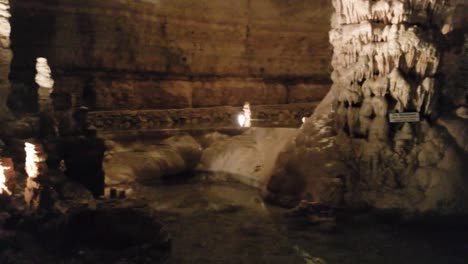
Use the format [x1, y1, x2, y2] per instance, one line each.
[0, 157, 13, 197]
[0, 0, 12, 121]
[104, 135, 202, 186]
[24, 142, 51, 210]
[35, 57, 54, 113]
[267, 0, 468, 215]
[199, 128, 298, 188]
[9, 0, 332, 114]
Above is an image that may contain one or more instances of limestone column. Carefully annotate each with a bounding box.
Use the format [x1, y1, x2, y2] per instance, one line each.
[35, 58, 55, 113]
[267, 0, 467, 214]
[0, 0, 12, 121]
[24, 142, 51, 210]
[0, 158, 12, 195]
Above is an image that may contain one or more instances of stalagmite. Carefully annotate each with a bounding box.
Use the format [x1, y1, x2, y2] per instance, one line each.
[368, 116, 389, 142]
[359, 116, 372, 136]
[371, 96, 388, 117]
[388, 68, 410, 112]
[347, 107, 361, 136]
[394, 123, 413, 154]
[0, 0, 12, 121]
[0, 159, 11, 196]
[360, 98, 374, 117]
[24, 142, 51, 210]
[414, 77, 435, 114]
[35, 58, 55, 113]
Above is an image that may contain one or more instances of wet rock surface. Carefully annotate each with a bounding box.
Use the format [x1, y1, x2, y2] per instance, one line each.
[2, 173, 468, 263]
[0, 177, 171, 264]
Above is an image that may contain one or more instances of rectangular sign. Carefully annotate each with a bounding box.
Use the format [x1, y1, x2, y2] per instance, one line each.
[389, 112, 420, 123]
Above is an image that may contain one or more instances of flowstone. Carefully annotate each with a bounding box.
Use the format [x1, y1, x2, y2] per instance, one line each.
[267, 0, 468, 215]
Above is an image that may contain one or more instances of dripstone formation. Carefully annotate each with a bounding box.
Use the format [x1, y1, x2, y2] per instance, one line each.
[0, 0, 12, 121]
[267, 0, 468, 215]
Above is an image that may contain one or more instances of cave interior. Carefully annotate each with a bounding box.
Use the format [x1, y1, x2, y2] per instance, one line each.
[0, 0, 467, 263]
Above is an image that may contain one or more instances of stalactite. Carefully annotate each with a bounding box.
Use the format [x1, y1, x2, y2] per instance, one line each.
[330, 0, 447, 119]
[326, 0, 467, 213]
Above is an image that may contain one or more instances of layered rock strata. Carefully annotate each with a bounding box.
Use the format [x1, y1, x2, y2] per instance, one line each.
[88, 102, 318, 132]
[9, 0, 332, 113]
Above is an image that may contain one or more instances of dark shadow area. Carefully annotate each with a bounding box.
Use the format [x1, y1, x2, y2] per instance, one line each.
[9, 0, 58, 114]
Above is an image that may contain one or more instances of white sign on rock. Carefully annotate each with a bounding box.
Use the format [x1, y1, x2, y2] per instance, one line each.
[389, 112, 420, 123]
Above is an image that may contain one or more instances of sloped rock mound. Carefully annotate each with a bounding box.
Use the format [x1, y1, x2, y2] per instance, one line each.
[104, 135, 202, 185]
[199, 128, 298, 188]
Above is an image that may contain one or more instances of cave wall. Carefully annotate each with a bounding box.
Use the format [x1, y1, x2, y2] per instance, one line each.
[9, 0, 333, 113]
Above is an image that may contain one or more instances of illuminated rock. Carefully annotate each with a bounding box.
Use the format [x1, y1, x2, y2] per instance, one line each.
[0, 0, 11, 121]
[268, 0, 468, 214]
[35, 57, 55, 113]
[24, 142, 47, 179]
[199, 128, 298, 188]
[24, 142, 51, 210]
[241, 102, 252, 128]
[0, 158, 14, 197]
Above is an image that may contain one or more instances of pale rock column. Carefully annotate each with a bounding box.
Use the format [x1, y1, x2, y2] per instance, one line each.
[24, 142, 51, 211]
[0, 0, 12, 121]
[35, 57, 55, 113]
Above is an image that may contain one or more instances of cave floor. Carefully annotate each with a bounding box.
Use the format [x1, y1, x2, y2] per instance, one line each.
[2, 174, 468, 264]
[129, 174, 468, 264]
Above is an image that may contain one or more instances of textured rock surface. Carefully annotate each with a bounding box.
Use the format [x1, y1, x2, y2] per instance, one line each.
[268, 0, 468, 215]
[0, 0, 12, 121]
[88, 103, 317, 132]
[104, 135, 202, 186]
[9, 0, 333, 113]
[198, 128, 298, 188]
[440, 17, 468, 110]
